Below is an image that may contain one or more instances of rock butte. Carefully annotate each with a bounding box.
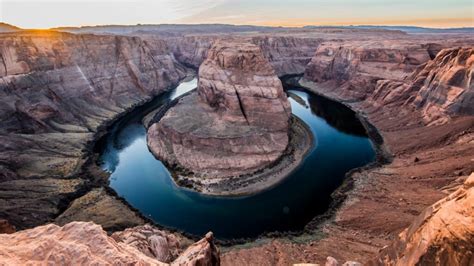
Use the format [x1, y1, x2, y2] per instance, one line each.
[147, 41, 292, 179]
[373, 173, 474, 265]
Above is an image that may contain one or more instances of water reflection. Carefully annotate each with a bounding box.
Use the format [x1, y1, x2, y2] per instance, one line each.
[307, 92, 368, 137]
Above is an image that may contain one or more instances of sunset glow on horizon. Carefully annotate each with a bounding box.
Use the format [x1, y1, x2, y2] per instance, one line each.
[1, 0, 473, 29]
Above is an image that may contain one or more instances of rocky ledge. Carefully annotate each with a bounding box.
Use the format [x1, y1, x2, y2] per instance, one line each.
[147, 41, 312, 195]
[0, 221, 219, 265]
[373, 173, 474, 265]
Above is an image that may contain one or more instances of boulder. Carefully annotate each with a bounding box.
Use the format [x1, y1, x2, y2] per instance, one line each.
[112, 224, 190, 262]
[0, 31, 186, 229]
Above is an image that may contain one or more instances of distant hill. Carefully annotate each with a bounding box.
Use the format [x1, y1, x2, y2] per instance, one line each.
[51, 24, 285, 36]
[0, 22, 21, 33]
[304, 25, 474, 34]
[50, 23, 410, 37]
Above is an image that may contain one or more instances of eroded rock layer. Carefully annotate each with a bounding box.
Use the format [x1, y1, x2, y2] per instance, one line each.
[148, 41, 291, 179]
[415, 48, 474, 117]
[374, 47, 473, 124]
[373, 173, 474, 265]
[0, 31, 186, 229]
[0, 221, 219, 265]
[162, 35, 321, 76]
[303, 41, 434, 101]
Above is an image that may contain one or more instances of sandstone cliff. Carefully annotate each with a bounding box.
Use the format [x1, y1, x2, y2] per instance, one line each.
[148, 41, 291, 180]
[0, 221, 219, 265]
[163, 35, 320, 76]
[198, 41, 291, 129]
[303, 41, 433, 101]
[373, 47, 473, 124]
[0, 31, 186, 228]
[415, 48, 473, 118]
[251, 36, 321, 76]
[373, 173, 474, 265]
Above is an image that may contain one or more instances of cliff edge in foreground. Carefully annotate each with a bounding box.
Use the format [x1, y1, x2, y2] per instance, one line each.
[0, 221, 219, 265]
[373, 173, 474, 265]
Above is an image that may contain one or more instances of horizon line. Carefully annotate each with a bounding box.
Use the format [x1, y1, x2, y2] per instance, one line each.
[3, 21, 473, 31]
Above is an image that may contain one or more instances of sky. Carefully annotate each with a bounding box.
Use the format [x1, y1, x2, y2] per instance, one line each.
[1, 0, 473, 29]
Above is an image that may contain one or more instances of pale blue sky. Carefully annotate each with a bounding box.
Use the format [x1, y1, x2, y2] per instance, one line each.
[1, 0, 473, 29]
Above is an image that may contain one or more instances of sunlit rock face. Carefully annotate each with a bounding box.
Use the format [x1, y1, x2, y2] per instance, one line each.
[303, 41, 433, 101]
[0, 221, 219, 265]
[373, 47, 473, 124]
[163, 35, 321, 76]
[373, 173, 474, 266]
[148, 41, 291, 178]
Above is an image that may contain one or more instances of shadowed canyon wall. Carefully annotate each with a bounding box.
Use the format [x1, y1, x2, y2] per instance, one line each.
[0, 221, 220, 265]
[0, 31, 186, 228]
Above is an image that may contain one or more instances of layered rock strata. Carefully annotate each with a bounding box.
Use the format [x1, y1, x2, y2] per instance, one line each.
[0, 221, 219, 265]
[0, 31, 186, 229]
[303, 41, 434, 101]
[148, 41, 296, 190]
[251, 36, 322, 76]
[373, 47, 473, 124]
[223, 44, 474, 264]
[1, 25, 473, 265]
[162, 35, 321, 76]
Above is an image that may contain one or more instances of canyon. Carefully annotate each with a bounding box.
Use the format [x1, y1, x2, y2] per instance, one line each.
[0, 30, 187, 230]
[0, 24, 473, 265]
